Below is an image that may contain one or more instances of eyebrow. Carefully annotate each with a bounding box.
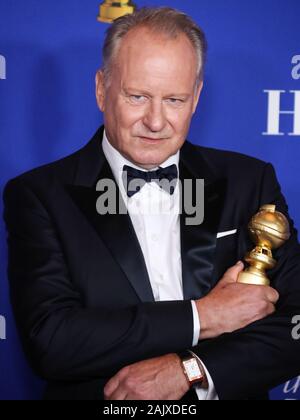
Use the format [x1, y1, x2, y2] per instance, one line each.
[123, 87, 191, 98]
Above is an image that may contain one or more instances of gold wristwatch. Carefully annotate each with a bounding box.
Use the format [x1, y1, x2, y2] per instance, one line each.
[178, 351, 204, 387]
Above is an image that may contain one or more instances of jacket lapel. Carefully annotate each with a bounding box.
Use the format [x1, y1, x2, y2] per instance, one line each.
[179, 141, 226, 300]
[67, 127, 225, 303]
[67, 127, 155, 303]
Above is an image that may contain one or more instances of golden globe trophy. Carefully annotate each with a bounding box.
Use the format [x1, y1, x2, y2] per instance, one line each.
[98, 1, 136, 23]
[237, 204, 290, 286]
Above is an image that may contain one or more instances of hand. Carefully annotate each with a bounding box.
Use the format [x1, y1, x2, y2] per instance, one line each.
[104, 354, 190, 400]
[196, 261, 280, 339]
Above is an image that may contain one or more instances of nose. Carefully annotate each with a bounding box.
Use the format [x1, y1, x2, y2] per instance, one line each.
[143, 100, 167, 133]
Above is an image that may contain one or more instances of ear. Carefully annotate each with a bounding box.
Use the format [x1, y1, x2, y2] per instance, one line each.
[95, 70, 106, 112]
[192, 80, 204, 114]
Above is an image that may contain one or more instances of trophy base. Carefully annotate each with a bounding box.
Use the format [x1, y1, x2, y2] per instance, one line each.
[238, 270, 270, 286]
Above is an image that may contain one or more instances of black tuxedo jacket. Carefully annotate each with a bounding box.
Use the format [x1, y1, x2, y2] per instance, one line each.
[3, 126, 300, 400]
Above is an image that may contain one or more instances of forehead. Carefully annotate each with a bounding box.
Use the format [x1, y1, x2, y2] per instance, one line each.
[114, 27, 198, 91]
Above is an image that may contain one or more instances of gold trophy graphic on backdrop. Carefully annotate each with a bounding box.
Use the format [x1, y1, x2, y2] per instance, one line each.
[237, 205, 290, 286]
[98, 1, 136, 23]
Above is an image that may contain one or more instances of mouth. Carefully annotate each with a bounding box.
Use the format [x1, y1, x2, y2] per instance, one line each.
[139, 136, 166, 143]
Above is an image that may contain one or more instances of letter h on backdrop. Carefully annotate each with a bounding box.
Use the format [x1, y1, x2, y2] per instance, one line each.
[263, 90, 300, 136]
[0, 55, 6, 80]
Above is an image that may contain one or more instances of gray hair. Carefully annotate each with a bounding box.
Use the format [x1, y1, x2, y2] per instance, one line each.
[102, 7, 207, 86]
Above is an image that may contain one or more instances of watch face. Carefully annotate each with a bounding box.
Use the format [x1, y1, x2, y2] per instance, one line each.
[184, 358, 203, 382]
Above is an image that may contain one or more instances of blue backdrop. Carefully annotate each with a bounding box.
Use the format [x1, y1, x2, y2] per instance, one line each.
[0, 0, 299, 400]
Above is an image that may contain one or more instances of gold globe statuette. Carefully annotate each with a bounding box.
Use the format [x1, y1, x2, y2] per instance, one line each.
[98, 1, 136, 23]
[237, 204, 291, 286]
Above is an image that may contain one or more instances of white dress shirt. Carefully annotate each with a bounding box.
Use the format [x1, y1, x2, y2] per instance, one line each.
[102, 130, 218, 400]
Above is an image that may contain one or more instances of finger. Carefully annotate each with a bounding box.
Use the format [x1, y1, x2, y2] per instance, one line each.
[108, 389, 128, 400]
[104, 377, 120, 399]
[219, 261, 244, 285]
[251, 303, 275, 323]
[267, 303, 276, 316]
[265, 287, 280, 304]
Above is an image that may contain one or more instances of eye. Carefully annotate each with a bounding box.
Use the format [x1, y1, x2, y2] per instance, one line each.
[129, 95, 147, 104]
[166, 98, 184, 105]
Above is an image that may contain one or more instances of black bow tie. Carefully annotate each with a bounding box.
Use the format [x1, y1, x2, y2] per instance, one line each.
[122, 164, 178, 198]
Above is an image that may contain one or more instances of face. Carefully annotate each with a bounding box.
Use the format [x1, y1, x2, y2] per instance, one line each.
[96, 27, 203, 169]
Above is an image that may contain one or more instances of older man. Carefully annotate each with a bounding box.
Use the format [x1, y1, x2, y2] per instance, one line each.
[3, 7, 300, 400]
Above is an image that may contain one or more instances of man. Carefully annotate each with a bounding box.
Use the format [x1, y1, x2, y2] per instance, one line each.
[3, 7, 300, 400]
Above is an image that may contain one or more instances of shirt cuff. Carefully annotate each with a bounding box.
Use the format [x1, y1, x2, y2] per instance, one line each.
[191, 300, 200, 347]
[189, 351, 219, 401]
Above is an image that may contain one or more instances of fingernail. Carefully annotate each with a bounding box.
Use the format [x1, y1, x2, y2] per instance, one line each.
[236, 261, 243, 266]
